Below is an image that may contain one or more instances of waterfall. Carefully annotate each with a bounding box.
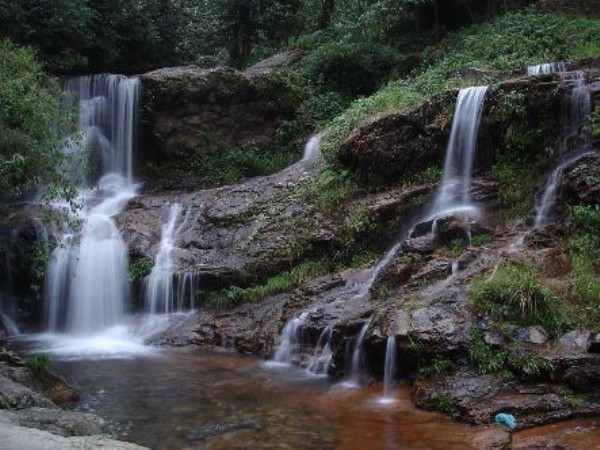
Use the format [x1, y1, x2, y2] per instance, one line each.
[302, 133, 324, 161]
[45, 75, 139, 336]
[145, 204, 195, 314]
[360, 87, 488, 295]
[272, 312, 309, 364]
[428, 86, 488, 220]
[380, 336, 397, 403]
[534, 71, 592, 227]
[527, 61, 566, 76]
[343, 319, 371, 386]
[306, 326, 333, 375]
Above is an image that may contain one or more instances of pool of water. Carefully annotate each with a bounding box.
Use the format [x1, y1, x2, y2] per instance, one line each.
[49, 347, 495, 449]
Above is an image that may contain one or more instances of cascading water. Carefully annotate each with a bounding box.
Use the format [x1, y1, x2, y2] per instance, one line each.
[271, 312, 310, 365]
[361, 86, 488, 294]
[145, 204, 195, 314]
[342, 319, 371, 387]
[527, 61, 566, 76]
[380, 336, 397, 403]
[45, 75, 139, 338]
[306, 326, 333, 375]
[302, 133, 324, 161]
[534, 71, 592, 227]
[428, 86, 488, 221]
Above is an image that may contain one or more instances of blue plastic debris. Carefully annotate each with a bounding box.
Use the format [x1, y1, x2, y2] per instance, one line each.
[495, 413, 516, 429]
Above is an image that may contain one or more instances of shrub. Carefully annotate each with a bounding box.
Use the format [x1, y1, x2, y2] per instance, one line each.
[204, 260, 333, 309]
[128, 258, 154, 282]
[24, 354, 54, 375]
[470, 262, 571, 333]
[300, 41, 399, 97]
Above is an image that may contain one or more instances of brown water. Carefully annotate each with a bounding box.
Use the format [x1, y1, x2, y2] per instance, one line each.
[53, 348, 600, 449]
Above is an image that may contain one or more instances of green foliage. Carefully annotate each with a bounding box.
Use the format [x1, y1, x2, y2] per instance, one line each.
[491, 155, 537, 222]
[592, 106, 600, 142]
[128, 259, 154, 282]
[425, 391, 459, 417]
[471, 233, 491, 247]
[300, 41, 399, 97]
[24, 354, 54, 375]
[204, 260, 333, 309]
[470, 262, 571, 333]
[418, 356, 454, 377]
[0, 40, 74, 200]
[568, 205, 600, 328]
[468, 327, 554, 377]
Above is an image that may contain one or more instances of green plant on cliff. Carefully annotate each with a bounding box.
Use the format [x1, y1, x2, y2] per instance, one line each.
[24, 354, 54, 375]
[591, 106, 600, 142]
[204, 259, 334, 309]
[470, 262, 571, 333]
[468, 327, 554, 377]
[568, 205, 600, 328]
[128, 258, 154, 282]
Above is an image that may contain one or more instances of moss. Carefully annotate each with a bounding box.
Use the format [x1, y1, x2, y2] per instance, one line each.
[425, 391, 460, 417]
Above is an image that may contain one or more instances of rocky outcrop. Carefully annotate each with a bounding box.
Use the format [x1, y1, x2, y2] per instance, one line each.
[412, 368, 600, 429]
[339, 74, 571, 189]
[118, 160, 326, 291]
[560, 153, 600, 205]
[338, 90, 456, 189]
[0, 349, 148, 449]
[139, 65, 302, 170]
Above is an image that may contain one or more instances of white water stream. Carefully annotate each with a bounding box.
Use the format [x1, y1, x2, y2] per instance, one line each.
[41, 75, 143, 355]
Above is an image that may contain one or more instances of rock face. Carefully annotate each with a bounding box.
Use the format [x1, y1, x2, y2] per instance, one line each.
[339, 75, 568, 189]
[560, 153, 600, 205]
[118, 160, 325, 291]
[338, 90, 456, 189]
[139, 65, 302, 168]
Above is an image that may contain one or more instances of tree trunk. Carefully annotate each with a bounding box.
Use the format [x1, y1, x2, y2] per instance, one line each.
[318, 0, 335, 29]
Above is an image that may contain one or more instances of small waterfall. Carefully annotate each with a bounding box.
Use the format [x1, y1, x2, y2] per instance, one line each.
[45, 75, 139, 336]
[527, 61, 566, 76]
[145, 204, 195, 314]
[302, 133, 324, 161]
[307, 326, 333, 375]
[360, 87, 488, 295]
[272, 312, 309, 364]
[534, 71, 592, 227]
[428, 86, 488, 220]
[381, 336, 397, 402]
[344, 319, 371, 386]
[0, 297, 20, 337]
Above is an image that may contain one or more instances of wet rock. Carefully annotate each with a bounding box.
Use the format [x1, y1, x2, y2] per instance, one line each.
[118, 162, 325, 292]
[338, 90, 456, 188]
[413, 369, 599, 428]
[0, 421, 148, 450]
[7, 408, 107, 437]
[186, 420, 261, 441]
[0, 362, 78, 406]
[471, 426, 512, 450]
[0, 376, 56, 409]
[517, 326, 549, 345]
[560, 331, 591, 351]
[483, 331, 506, 347]
[411, 260, 452, 283]
[590, 333, 600, 353]
[401, 235, 434, 254]
[139, 65, 301, 185]
[560, 153, 600, 205]
[564, 365, 600, 393]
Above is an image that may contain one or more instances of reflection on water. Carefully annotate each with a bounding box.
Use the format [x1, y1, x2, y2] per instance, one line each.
[49, 349, 599, 449]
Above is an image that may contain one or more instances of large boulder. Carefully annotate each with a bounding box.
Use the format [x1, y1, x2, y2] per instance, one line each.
[139, 65, 302, 168]
[338, 75, 569, 189]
